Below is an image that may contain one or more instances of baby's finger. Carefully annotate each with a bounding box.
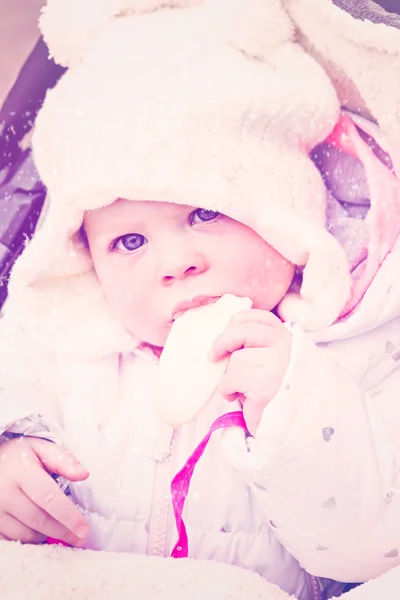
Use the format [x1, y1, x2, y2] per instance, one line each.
[8, 488, 85, 547]
[0, 513, 45, 545]
[29, 438, 90, 482]
[210, 321, 281, 361]
[218, 357, 249, 400]
[19, 468, 90, 544]
[243, 402, 265, 437]
[229, 309, 283, 328]
[218, 379, 240, 401]
[218, 387, 246, 403]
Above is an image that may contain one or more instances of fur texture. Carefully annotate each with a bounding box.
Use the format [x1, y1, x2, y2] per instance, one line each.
[7, 0, 352, 362]
[40, 0, 202, 67]
[0, 541, 293, 599]
[6, 0, 400, 358]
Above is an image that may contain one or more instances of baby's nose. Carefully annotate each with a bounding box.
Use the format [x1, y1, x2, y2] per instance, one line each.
[160, 253, 208, 284]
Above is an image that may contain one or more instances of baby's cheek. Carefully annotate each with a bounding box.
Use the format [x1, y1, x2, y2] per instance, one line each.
[102, 282, 139, 326]
[251, 257, 295, 308]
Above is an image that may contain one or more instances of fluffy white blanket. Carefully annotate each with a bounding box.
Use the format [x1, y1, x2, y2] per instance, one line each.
[0, 541, 293, 599]
[1, 541, 399, 599]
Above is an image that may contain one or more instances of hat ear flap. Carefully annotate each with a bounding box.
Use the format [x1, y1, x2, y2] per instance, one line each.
[278, 230, 351, 330]
[206, 0, 294, 60]
[40, 0, 200, 68]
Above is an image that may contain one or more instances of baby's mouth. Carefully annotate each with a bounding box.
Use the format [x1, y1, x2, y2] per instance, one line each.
[171, 295, 220, 322]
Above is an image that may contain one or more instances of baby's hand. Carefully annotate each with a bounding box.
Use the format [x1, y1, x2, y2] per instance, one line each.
[0, 436, 90, 546]
[210, 309, 292, 436]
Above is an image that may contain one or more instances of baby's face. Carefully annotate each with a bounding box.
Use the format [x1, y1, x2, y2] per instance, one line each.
[84, 199, 295, 347]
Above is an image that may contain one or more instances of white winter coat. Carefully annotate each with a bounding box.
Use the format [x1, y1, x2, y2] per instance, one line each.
[0, 220, 400, 600]
[0, 318, 326, 600]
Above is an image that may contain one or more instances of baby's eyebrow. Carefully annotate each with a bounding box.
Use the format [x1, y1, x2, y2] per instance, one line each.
[96, 219, 145, 236]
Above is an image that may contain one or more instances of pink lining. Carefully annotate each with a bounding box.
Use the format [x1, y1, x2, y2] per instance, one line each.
[326, 114, 400, 318]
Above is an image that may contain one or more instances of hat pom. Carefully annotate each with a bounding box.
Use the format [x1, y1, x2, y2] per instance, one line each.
[206, 0, 294, 60]
[40, 0, 200, 68]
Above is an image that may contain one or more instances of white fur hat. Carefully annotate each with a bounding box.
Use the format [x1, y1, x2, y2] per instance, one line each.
[7, 0, 352, 359]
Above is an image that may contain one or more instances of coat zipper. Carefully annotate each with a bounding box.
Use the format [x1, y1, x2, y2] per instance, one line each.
[148, 419, 323, 600]
[147, 427, 175, 557]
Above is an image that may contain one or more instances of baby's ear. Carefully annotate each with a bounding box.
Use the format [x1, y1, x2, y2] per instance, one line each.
[40, 0, 200, 68]
[205, 0, 294, 60]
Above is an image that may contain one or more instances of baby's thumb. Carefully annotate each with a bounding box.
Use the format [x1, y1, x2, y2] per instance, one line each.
[29, 438, 90, 482]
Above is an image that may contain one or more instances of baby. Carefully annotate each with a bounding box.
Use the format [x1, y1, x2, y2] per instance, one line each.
[83, 198, 295, 434]
[1, 1, 400, 599]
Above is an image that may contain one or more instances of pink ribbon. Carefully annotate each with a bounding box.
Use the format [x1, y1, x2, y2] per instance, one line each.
[171, 411, 247, 558]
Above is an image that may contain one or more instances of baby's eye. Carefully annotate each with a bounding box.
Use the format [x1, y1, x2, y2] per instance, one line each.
[111, 233, 147, 253]
[190, 208, 220, 224]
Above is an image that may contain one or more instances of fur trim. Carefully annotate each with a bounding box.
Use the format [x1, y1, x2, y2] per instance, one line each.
[283, 0, 400, 177]
[284, 0, 400, 51]
[278, 230, 351, 330]
[334, 0, 400, 28]
[40, 0, 201, 67]
[206, 0, 294, 60]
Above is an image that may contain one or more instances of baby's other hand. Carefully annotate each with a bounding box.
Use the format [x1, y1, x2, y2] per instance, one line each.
[210, 309, 292, 436]
[0, 437, 90, 546]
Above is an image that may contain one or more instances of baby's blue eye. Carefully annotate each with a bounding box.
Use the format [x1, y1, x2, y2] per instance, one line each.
[190, 208, 220, 224]
[112, 233, 147, 252]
